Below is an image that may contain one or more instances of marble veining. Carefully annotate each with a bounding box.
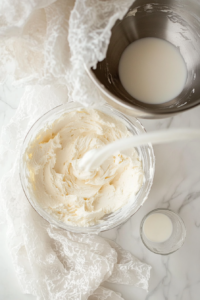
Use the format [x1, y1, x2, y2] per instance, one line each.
[1, 83, 200, 300]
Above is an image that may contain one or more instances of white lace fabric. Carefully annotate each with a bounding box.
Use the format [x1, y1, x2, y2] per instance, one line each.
[0, 1, 151, 299]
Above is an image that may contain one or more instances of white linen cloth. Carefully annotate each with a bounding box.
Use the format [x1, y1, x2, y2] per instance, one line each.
[0, 1, 151, 299]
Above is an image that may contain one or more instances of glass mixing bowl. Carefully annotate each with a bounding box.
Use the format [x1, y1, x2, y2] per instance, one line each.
[20, 102, 155, 234]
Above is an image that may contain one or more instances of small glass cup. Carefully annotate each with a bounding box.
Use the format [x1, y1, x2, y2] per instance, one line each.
[140, 208, 186, 255]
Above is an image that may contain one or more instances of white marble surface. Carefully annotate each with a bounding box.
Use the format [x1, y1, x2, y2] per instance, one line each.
[1, 83, 200, 300]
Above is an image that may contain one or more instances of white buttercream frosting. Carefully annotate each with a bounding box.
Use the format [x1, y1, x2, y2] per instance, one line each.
[25, 108, 144, 226]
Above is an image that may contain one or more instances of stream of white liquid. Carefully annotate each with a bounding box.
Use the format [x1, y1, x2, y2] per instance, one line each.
[78, 129, 200, 172]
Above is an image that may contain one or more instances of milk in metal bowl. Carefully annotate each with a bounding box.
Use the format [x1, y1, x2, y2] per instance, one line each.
[119, 37, 187, 104]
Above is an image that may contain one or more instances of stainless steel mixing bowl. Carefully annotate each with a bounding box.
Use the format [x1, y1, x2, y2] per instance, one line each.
[86, 0, 200, 118]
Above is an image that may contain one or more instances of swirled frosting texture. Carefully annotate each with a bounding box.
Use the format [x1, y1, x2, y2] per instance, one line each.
[26, 109, 144, 226]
